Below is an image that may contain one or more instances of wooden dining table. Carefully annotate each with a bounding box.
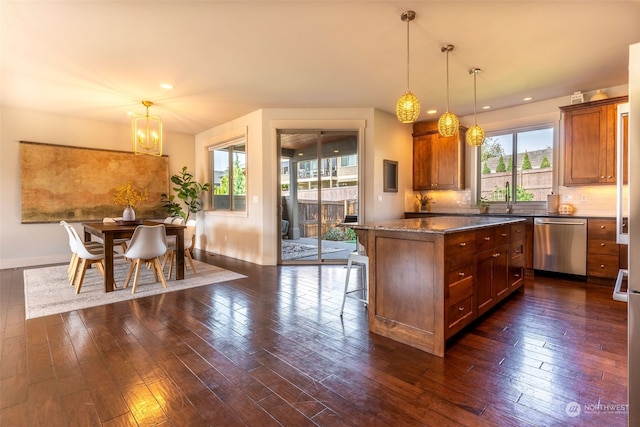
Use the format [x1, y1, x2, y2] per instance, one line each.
[82, 220, 186, 292]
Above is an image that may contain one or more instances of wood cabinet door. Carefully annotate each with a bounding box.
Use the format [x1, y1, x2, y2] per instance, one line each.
[413, 135, 431, 190]
[476, 249, 495, 315]
[563, 105, 608, 185]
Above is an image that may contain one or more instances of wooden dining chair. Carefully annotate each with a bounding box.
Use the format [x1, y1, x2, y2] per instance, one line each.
[123, 224, 168, 293]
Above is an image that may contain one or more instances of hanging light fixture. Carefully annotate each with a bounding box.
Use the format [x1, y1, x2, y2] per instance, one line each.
[465, 68, 485, 146]
[437, 44, 459, 137]
[132, 100, 162, 156]
[396, 10, 420, 123]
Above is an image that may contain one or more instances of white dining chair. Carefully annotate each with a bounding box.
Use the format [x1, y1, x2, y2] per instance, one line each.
[123, 224, 168, 294]
[162, 219, 197, 278]
[101, 217, 130, 254]
[65, 224, 117, 294]
[60, 221, 103, 286]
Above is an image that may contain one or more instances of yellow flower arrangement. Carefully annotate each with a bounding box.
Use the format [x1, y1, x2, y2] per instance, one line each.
[111, 182, 148, 208]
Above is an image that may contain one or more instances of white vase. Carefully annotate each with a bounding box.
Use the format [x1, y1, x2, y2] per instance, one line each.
[123, 205, 135, 221]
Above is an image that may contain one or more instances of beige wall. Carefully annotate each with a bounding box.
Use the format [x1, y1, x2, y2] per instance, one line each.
[1, 83, 629, 268]
[0, 106, 195, 268]
[195, 108, 411, 265]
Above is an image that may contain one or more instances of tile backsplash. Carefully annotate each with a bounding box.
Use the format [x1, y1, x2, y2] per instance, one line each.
[407, 185, 622, 217]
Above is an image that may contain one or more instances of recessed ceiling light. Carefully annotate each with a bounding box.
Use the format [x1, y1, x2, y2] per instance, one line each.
[482, 105, 491, 110]
[426, 109, 437, 115]
[523, 96, 533, 101]
[160, 83, 174, 90]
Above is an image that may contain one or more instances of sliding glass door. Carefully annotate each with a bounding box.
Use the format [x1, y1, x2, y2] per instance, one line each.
[278, 130, 359, 264]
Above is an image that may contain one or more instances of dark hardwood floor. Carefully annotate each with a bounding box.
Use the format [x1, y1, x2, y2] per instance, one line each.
[0, 252, 629, 426]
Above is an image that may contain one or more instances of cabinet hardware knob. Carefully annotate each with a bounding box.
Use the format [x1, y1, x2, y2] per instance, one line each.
[458, 272, 465, 276]
[501, 233, 507, 237]
[600, 225, 605, 229]
[458, 307, 465, 311]
[515, 273, 520, 277]
[600, 264, 605, 268]
[600, 243, 605, 246]
[460, 242, 466, 247]
[484, 236, 491, 240]
[600, 176, 605, 179]
[493, 253, 500, 258]
[516, 229, 521, 233]
[608, 175, 613, 179]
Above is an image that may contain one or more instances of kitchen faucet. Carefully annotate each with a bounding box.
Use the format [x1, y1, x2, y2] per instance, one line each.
[505, 181, 512, 213]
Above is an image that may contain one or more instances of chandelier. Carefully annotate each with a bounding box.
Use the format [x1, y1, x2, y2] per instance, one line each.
[132, 100, 162, 156]
[437, 44, 459, 137]
[395, 10, 420, 124]
[465, 68, 485, 146]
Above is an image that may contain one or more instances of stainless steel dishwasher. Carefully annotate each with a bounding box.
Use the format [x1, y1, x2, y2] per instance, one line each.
[533, 217, 587, 276]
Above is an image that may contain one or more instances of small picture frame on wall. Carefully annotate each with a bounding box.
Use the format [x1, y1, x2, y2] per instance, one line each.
[383, 159, 398, 193]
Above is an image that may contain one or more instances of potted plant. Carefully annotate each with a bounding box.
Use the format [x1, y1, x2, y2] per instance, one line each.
[477, 197, 490, 214]
[161, 166, 211, 221]
[416, 192, 432, 212]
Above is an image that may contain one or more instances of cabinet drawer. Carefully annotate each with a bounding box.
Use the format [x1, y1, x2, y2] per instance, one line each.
[447, 264, 473, 286]
[588, 239, 620, 256]
[587, 254, 619, 278]
[494, 225, 511, 245]
[447, 295, 473, 330]
[476, 228, 496, 251]
[511, 240, 525, 259]
[448, 276, 473, 304]
[511, 222, 526, 239]
[588, 219, 616, 239]
[446, 231, 476, 258]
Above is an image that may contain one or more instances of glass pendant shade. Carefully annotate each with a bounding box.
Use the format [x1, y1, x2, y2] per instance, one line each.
[438, 112, 459, 137]
[396, 91, 421, 124]
[438, 44, 459, 137]
[466, 124, 486, 146]
[466, 67, 485, 146]
[396, 11, 419, 124]
[133, 100, 162, 156]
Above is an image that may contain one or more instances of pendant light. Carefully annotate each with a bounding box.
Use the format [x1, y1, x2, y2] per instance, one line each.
[395, 10, 420, 124]
[132, 100, 162, 156]
[437, 44, 459, 137]
[465, 68, 485, 146]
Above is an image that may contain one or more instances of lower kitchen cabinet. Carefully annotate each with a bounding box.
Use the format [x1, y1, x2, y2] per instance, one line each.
[476, 245, 510, 316]
[587, 218, 621, 280]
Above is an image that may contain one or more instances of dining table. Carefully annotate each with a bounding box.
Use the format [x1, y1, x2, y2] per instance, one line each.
[82, 220, 186, 292]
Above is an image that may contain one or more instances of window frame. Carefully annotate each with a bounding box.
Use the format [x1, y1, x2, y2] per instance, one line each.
[477, 123, 555, 207]
[208, 136, 247, 212]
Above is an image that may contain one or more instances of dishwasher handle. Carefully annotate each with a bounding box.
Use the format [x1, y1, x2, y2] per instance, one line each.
[535, 219, 586, 226]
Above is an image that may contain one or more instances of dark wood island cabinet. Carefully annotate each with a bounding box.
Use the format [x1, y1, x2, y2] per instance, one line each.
[350, 216, 526, 357]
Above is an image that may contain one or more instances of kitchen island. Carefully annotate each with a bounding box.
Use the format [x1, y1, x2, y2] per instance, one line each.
[350, 216, 527, 357]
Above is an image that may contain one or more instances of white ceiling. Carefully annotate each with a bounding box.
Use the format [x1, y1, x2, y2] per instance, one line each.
[2, 1, 639, 135]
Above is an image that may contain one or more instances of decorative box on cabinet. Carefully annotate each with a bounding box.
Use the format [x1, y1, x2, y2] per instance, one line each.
[413, 121, 466, 191]
[560, 95, 628, 186]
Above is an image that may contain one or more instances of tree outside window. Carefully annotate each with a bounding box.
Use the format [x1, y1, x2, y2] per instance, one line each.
[479, 126, 554, 204]
[210, 140, 246, 211]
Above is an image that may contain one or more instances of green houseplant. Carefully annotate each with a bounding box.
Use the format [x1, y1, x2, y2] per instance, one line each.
[477, 197, 490, 214]
[161, 166, 211, 221]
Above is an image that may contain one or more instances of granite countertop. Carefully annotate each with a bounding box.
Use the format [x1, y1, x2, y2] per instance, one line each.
[349, 216, 526, 234]
[405, 211, 617, 220]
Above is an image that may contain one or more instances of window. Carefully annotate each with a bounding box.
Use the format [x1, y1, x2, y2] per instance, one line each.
[479, 125, 553, 204]
[341, 154, 357, 167]
[210, 139, 246, 211]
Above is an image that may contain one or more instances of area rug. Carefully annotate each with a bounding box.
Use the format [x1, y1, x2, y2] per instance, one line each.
[23, 259, 246, 319]
[281, 241, 342, 260]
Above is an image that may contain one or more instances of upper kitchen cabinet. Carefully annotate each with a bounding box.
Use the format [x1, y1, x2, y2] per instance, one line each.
[412, 121, 467, 191]
[561, 95, 628, 185]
